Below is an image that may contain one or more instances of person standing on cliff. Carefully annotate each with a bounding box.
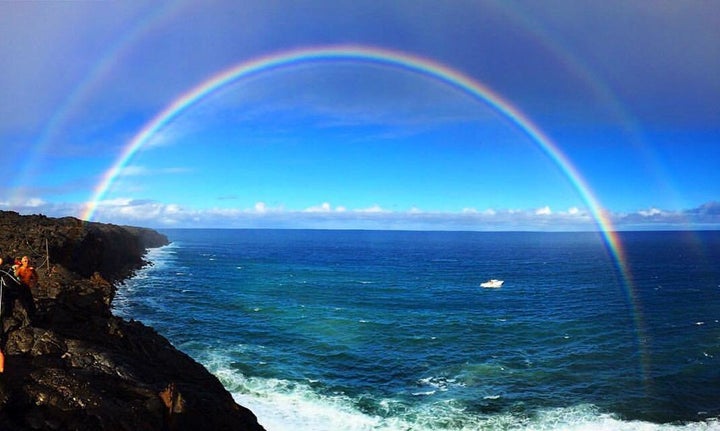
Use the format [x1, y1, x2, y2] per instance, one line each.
[0, 249, 15, 273]
[15, 256, 38, 289]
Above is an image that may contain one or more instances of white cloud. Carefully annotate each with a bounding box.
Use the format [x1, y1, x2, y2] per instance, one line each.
[357, 204, 385, 213]
[24, 198, 46, 207]
[95, 197, 134, 207]
[3, 199, 720, 231]
[638, 208, 663, 217]
[462, 208, 500, 216]
[0, 197, 48, 207]
[119, 165, 192, 177]
[535, 206, 552, 216]
[119, 166, 149, 177]
[304, 202, 333, 213]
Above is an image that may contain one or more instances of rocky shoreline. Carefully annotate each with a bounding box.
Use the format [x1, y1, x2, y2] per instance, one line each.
[0, 211, 265, 430]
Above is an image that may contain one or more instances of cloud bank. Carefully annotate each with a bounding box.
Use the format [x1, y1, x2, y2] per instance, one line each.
[2, 199, 718, 232]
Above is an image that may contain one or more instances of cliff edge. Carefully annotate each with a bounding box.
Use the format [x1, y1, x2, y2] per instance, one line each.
[0, 211, 265, 431]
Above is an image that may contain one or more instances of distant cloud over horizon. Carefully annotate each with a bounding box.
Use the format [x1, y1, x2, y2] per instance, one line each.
[2, 199, 718, 232]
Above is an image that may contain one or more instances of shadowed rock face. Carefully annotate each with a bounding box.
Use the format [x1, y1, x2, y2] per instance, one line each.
[0, 211, 265, 431]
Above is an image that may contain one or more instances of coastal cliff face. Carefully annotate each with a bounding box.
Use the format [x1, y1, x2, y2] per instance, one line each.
[0, 211, 265, 431]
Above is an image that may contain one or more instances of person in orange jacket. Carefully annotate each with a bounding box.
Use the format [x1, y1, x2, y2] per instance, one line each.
[14, 256, 38, 289]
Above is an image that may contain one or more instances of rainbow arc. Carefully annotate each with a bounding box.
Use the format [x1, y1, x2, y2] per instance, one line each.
[80, 44, 649, 383]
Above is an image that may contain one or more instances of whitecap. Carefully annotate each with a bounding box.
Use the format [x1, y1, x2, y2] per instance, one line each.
[204, 358, 720, 431]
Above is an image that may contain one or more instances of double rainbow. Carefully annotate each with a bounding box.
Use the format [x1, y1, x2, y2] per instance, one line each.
[80, 44, 647, 381]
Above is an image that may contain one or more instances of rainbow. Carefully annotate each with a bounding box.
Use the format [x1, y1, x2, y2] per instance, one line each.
[80, 45, 648, 380]
[81, 45, 625, 245]
[12, 1, 193, 205]
[82, 45, 610, 226]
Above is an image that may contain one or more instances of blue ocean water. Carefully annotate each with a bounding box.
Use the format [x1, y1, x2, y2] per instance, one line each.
[113, 230, 720, 430]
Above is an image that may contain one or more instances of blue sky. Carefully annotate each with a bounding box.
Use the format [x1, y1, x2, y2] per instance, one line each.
[1, 1, 718, 230]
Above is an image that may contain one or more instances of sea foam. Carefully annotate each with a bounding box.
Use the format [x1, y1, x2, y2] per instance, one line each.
[206, 357, 720, 431]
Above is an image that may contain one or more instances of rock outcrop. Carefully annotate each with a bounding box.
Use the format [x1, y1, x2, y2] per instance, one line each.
[0, 211, 265, 431]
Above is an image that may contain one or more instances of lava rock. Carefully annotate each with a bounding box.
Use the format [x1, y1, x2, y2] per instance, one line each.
[0, 211, 265, 431]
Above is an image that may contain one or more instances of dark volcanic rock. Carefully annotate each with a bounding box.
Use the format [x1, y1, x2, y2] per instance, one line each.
[0, 211, 265, 431]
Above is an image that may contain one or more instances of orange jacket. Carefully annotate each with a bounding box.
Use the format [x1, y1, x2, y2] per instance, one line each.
[16, 265, 38, 288]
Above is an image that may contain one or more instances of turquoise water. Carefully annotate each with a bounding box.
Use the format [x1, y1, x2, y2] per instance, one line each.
[113, 230, 720, 430]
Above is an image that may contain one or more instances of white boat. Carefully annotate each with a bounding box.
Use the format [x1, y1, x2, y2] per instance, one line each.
[480, 279, 504, 288]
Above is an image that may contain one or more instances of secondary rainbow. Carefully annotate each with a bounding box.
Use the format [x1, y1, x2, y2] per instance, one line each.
[11, 1, 194, 206]
[80, 45, 647, 379]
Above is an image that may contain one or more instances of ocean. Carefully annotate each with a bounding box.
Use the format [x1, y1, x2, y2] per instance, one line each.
[112, 229, 720, 430]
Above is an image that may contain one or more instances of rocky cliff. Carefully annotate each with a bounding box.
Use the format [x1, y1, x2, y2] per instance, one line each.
[0, 211, 265, 431]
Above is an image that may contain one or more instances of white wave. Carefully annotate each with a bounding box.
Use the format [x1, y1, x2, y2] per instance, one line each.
[141, 242, 178, 270]
[113, 242, 179, 317]
[203, 358, 720, 431]
[417, 375, 464, 392]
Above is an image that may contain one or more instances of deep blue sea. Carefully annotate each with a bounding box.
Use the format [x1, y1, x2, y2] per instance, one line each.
[112, 229, 720, 430]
